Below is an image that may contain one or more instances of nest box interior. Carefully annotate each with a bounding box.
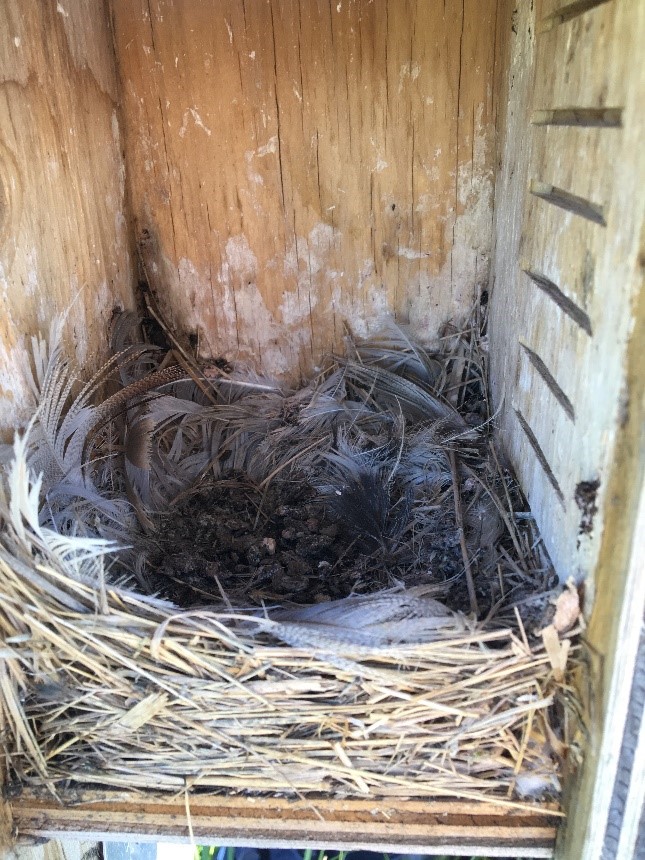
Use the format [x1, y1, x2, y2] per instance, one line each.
[0, 1, 643, 857]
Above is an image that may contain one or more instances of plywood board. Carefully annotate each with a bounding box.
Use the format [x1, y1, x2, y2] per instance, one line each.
[0, 0, 136, 442]
[11, 792, 558, 857]
[111, 0, 501, 381]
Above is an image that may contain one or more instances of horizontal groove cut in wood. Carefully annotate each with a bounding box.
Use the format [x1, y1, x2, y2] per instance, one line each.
[540, 0, 613, 32]
[12, 794, 559, 856]
[514, 410, 565, 503]
[523, 269, 593, 335]
[530, 182, 606, 226]
[520, 343, 576, 421]
[531, 107, 622, 127]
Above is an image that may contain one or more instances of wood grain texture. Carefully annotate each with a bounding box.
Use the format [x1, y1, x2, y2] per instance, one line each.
[490, 1, 645, 856]
[557, 191, 645, 859]
[111, 0, 501, 381]
[0, 0, 136, 441]
[8, 2, 645, 856]
[489, 0, 644, 587]
[1, 793, 12, 857]
[11, 792, 558, 857]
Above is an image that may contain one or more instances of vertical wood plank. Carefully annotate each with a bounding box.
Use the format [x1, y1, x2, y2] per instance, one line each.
[0, 0, 136, 441]
[490, 1, 645, 856]
[1, 792, 12, 856]
[490, 0, 644, 587]
[111, 0, 500, 381]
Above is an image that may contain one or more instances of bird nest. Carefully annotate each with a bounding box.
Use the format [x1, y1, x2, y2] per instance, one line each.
[0, 300, 583, 809]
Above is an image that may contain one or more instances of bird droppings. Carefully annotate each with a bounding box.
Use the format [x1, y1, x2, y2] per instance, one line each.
[575, 478, 600, 536]
[150, 477, 463, 608]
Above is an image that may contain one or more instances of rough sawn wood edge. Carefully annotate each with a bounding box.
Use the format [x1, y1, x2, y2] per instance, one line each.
[9, 793, 558, 858]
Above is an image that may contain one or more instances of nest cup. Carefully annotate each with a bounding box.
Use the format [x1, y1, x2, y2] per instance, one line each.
[0, 305, 581, 817]
[1, 1, 643, 855]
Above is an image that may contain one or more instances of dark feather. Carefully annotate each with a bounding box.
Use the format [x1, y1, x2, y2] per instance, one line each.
[316, 446, 411, 550]
[124, 414, 154, 471]
[341, 359, 473, 433]
[353, 318, 442, 385]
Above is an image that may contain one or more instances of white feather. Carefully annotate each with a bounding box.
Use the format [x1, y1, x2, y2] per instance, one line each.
[2, 428, 119, 580]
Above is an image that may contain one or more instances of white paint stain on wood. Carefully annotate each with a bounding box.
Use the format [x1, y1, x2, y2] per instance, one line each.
[178, 107, 212, 139]
[113, 0, 500, 381]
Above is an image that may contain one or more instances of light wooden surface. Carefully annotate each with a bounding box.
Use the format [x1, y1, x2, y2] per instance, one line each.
[2, 0, 643, 856]
[5, 840, 100, 860]
[11, 792, 558, 858]
[489, 0, 644, 590]
[110, 0, 502, 381]
[558, 176, 645, 858]
[1, 797, 11, 858]
[489, 0, 645, 858]
[0, 0, 135, 441]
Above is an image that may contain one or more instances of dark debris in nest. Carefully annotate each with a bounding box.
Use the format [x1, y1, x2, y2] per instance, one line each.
[0, 294, 581, 806]
[150, 477, 461, 606]
[97, 297, 559, 629]
[1, 290, 559, 630]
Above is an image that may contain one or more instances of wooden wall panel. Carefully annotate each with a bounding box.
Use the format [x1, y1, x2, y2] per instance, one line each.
[111, 0, 501, 381]
[490, 2, 645, 855]
[489, 0, 644, 588]
[0, 0, 136, 441]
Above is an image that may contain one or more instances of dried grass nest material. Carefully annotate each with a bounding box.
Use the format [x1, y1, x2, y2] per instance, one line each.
[0, 307, 582, 806]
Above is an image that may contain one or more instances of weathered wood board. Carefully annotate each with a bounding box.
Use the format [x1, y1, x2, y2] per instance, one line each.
[490, 0, 644, 591]
[1, 0, 644, 856]
[111, 0, 502, 381]
[489, 1, 645, 858]
[11, 792, 558, 858]
[0, 0, 136, 442]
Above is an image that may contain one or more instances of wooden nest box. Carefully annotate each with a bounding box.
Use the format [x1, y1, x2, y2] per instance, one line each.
[0, 1, 643, 857]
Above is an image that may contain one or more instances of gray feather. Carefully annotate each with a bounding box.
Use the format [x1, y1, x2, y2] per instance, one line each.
[267, 587, 464, 648]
